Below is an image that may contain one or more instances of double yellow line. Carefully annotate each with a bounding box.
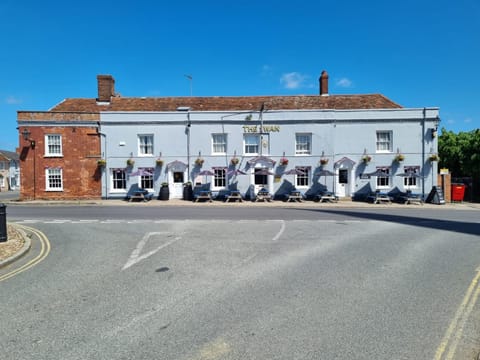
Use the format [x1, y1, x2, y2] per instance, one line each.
[0, 224, 51, 282]
[434, 268, 480, 360]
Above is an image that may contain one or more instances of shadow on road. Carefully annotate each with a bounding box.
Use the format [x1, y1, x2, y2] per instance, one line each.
[296, 208, 480, 237]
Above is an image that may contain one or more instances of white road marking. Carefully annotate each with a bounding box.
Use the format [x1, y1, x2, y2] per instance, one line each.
[272, 220, 285, 241]
[122, 232, 182, 271]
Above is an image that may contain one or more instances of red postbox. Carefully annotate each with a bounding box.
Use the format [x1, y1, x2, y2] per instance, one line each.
[451, 183, 466, 202]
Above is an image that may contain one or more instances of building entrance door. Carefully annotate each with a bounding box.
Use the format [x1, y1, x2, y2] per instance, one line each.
[334, 157, 356, 198]
[170, 171, 185, 199]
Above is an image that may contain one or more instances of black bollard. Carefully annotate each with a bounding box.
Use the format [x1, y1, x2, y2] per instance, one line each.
[0, 203, 6, 243]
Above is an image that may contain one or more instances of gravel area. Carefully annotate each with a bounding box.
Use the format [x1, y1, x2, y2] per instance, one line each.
[0, 225, 25, 262]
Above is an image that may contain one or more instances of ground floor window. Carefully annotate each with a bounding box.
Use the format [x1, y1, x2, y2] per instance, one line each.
[404, 166, 420, 188]
[377, 167, 390, 188]
[213, 167, 226, 188]
[46, 168, 63, 191]
[140, 168, 154, 189]
[296, 166, 311, 187]
[112, 169, 127, 191]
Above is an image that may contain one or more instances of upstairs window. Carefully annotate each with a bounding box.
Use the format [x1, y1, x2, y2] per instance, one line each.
[212, 134, 227, 154]
[138, 135, 153, 156]
[45, 134, 62, 156]
[244, 134, 260, 155]
[295, 133, 311, 155]
[376, 131, 392, 152]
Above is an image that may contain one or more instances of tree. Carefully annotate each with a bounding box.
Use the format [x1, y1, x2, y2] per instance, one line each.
[439, 128, 480, 201]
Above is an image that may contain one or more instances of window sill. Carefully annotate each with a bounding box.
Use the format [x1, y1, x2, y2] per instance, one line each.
[45, 189, 64, 192]
[44, 155, 64, 158]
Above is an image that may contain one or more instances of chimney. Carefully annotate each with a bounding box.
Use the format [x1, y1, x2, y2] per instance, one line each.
[319, 70, 329, 96]
[97, 75, 115, 102]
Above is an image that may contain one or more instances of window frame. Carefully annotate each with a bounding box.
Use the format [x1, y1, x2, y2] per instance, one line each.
[244, 134, 260, 155]
[403, 166, 420, 189]
[376, 131, 393, 153]
[295, 166, 311, 188]
[45, 134, 63, 157]
[212, 167, 227, 189]
[138, 134, 154, 156]
[139, 167, 154, 190]
[212, 133, 227, 155]
[295, 133, 312, 155]
[376, 167, 391, 189]
[45, 167, 63, 191]
[111, 168, 127, 193]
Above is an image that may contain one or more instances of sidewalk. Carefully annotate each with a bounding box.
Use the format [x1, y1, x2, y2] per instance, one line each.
[3, 197, 480, 210]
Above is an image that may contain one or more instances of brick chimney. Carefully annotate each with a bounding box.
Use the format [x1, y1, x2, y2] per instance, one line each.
[319, 70, 329, 96]
[97, 75, 115, 102]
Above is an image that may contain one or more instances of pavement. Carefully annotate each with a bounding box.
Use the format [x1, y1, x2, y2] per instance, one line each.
[1, 190, 479, 269]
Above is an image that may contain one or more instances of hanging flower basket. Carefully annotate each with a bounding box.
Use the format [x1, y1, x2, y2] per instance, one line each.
[361, 155, 372, 164]
[155, 158, 164, 166]
[320, 158, 329, 165]
[429, 154, 439, 162]
[394, 154, 405, 162]
[230, 157, 240, 165]
[126, 158, 135, 166]
[279, 157, 289, 166]
[97, 159, 106, 167]
[195, 158, 204, 166]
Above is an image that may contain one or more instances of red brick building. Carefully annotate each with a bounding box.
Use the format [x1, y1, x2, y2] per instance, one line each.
[17, 112, 102, 200]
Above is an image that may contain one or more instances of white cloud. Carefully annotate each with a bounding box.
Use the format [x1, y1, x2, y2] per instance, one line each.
[336, 78, 353, 88]
[464, 117, 472, 123]
[280, 72, 308, 89]
[5, 96, 21, 104]
[447, 119, 455, 124]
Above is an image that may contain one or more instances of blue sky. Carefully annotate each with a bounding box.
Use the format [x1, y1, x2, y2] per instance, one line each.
[1, 0, 479, 151]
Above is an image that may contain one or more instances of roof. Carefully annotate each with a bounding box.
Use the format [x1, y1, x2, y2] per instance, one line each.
[0, 150, 19, 161]
[50, 94, 402, 113]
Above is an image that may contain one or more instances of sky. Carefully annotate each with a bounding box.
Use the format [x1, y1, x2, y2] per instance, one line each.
[1, 0, 479, 151]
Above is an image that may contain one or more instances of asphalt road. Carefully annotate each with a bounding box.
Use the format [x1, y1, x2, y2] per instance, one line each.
[1, 205, 480, 359]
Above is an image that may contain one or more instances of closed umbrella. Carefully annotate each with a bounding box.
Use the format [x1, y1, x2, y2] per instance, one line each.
[130, 168, 153, 176]
[255, 169, 274, 176]
[198, 170, 215, 176]
[282, 168, 306, 175]
[315, 169, 335, 191]
[227, 169, 247, 176]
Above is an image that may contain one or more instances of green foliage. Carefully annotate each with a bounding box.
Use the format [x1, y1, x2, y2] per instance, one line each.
[439, 128, 480, 177]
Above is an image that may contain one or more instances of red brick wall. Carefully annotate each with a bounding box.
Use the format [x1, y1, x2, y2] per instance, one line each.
[19, 126, 102, 200]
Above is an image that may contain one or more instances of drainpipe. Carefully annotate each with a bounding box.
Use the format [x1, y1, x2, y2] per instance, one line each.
[97, 122, 108, 199]
[422, 108, 426, 199]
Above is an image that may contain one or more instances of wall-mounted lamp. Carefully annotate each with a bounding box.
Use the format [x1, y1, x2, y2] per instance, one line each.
[21, 128, 35, 148]
[431, 127, 437, 139]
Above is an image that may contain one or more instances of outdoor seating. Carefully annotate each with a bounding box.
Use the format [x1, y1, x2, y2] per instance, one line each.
[128, 189, 153, 202]
[285, 190, 303, 202]
[398, 190, 423, 205]
[315, 191, 338, 203]
[194, 190, 213, 202]
[367, 190, 392, 204]
[224, 190, 243, 202]
[255, 188, 273, 202]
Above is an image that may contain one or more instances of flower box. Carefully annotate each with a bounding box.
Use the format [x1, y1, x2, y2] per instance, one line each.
[429, 154, 439, 162]
[155, 159, 164, 166]
[394, 154, 405, 162]
[195, 158, 204, 166]
[97, 159, 106, 167]
[230, 157, 239, 165]
[126, 158, 135, 166]
[320, 158, 329, 165]
[279, 157, 289, 166]
[361, 155, 372, 163]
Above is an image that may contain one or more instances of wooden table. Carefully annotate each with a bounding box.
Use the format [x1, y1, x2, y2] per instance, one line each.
[194, 190, 213, 202]
[225, 191, 243, 202]
[286, 191, 303, 202]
